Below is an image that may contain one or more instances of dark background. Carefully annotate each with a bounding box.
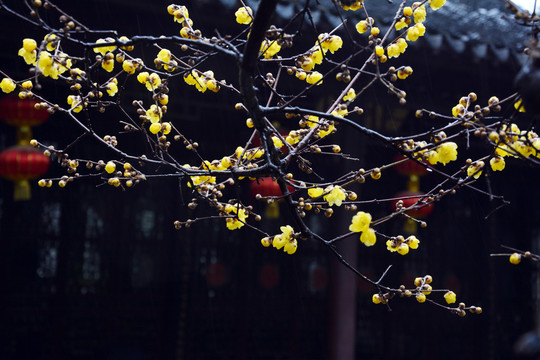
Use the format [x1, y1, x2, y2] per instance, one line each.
[0, 1, 539, 359]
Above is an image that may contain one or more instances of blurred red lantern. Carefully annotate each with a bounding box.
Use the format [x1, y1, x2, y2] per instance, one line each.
[0, 96, 50, 128]
[205, 260, 227, 288]
[393, 155, 429, 177]
[250, 177, 294, 218]
[0, 97, 51, 200]
[0, 146, 50, 201]
[391, 191, 434, 219]
[393, 154, 433, 233]
[309, 264, 328, 292]
[260, 263, 279, 289]
[250, 177, 284, 197]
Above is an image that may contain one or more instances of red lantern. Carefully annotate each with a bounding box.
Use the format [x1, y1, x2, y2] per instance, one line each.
[309, 264, 328, 292]
[205, 260, 227, 288]
[0, 96, 50, 128]
[393, 155, 429, 177]
[250, 177, 283, 197]
[393, 154, 433, 233]
[391, 191, 434, 219]
[0, 97, 51, 200]
[250, 177, 294, 219]
[0, 146, 50, 201]
[260, 263, 279, 289]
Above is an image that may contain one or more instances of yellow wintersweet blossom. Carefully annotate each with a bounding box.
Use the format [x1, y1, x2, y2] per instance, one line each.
[360, 228, 377, 246]
[44, 34, 58, 51]
[284, 239, 298, 255]
[101, 57, 114, 72]
[343, 88, 356, 102]
[340, 1, 363, 11]
[444, 291, 456, 304]
[413, 4, 427, 23]
[235, 6, 253, 25]
[306, 71, 323, 85]
[356, 20, 369, 34]
[452, 104, 465, 117]
[514, 98, 526, 112]
[407, 235, 420, 249]
[149, 122, 161, 134]
[308, 187, 324, 198]
[436, 142, 458, 165]
[349, 211, 372, 233]
[406, 23, 426, 41]
[67, 95, 83, 113]
[122, 60, 137, 75]
[490, 156, 505, 171]
[119, 36, 134, 51]
[0, 78, 16, 93]
[323, 185, 346, 206]
[467, 161, 484, 179]
[271, 225, 297, 254]
[280, 225, 294, 241]
[18, 38, 37, 65]
[260, 39, 281, 59]
[318, 33, 343, 54]
[397, 66, 413, 80]
[106, 78, 118, 96]
[429, 0, 446, 10]
[387, 39, 408, 58]
[137, 72, 161, 91]
[387, 44, 400, 58]
[225, 204, 248, 230]
[395, 18, 408, 31]
[146, 104, 162, 123]
[105, 161, 116, 174]
[272, 136, 284, 148]
[157, 48, 171, 63]
[93, 38, 116, 55]
[183, 70, 220, 93]
[38, 52, 58, 79]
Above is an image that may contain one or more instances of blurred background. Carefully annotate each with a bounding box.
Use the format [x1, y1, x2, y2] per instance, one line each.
[1, 1, 539, 359]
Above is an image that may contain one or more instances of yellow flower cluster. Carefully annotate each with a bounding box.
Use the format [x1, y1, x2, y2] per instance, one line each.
[355, 17, 375, 34]
[18, 38, 37, 65]
[36, 51, 72, 79]
[261, 225, 297, 255]
[413, 275, 433, 303]
[343, 88, 356, 102]
[294, 34, 342, 84]
[467, 160, 484, 179]
[93, 38, 117, 56]
[387, 38, 408, 59]
[424, 141, 458, 165]
[259, 39, 281, 59]
[183, 70, 220, 93]
[137, 72, 162, 91]
[386, 235, 420, 255]
[156, 48, 177, 72]
[235, 6, 253, 25]
[323, 185, 347, 206]
[67, 95, 84, 113]
[397, 66, 413, 79]
[0, 78, 16, 93]
[339, 0, 363, 11]
[224, 203, 248, 230]
[496, 124, 540, 157]
[301, 115, 336, 139]
[349, 211, 376, 246]
[105, 78, 118, 96]
[168, 4, 191, 26]
[122, 59, 142, 75]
